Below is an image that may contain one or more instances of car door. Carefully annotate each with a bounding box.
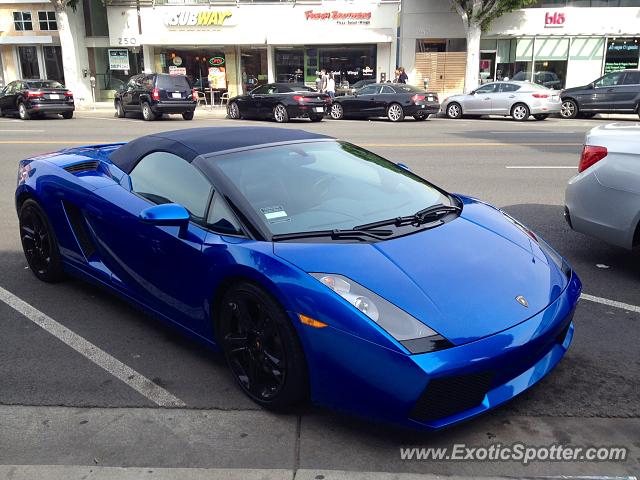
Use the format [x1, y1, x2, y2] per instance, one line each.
[86, 151, 214, 332]
[259, 84, 280, 118]
[0, 82, 16, 112]
[121, 77, 138, 111]
[492, 82, 521, 114]
[243, 84, 269, 117]
[585, 71, 626, 112]
[464, 83, 498, 113]
[376, 85, 396, 116]
[347, 85, 380, 117]
[613, 71, 640, 112]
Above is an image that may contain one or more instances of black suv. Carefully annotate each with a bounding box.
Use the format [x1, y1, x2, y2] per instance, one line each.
[115, 73, 197, 121]
[560, 69, 640, 119]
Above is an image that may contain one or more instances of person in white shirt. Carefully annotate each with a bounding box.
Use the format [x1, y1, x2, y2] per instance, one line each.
[326, 73, 336, 99]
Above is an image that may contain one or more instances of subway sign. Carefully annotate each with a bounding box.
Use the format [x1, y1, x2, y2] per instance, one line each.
[164, 10, 232, 27]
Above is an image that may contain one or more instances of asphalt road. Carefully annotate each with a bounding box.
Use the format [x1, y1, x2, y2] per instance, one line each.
[0, 111, 638, 478]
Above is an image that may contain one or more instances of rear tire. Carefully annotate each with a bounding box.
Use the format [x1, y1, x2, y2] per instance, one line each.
[511, 103, 530, 121]
[216, 282, 308, 410]
[329, 103, 344, 120]
[61, 111, 73, 119]
[182, 111, 194, 120]
[446, 102, 462, 119]
[560, 99, 578, 119]
[115, 101, 126, 118]
[19, 199, 64, 283]
[18, 103, 30, 120]
[273, 104, 289, 123]
[533, 114, 548, 121]
[141, 102, 156, 121]
[387, 103, 405, 122]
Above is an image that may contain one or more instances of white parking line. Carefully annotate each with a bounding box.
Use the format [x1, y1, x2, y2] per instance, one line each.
[0, 285, 186, 407]
[506, 166, 576, 169]
[0, 129, 45, 132]
[582, 293, 640, 314]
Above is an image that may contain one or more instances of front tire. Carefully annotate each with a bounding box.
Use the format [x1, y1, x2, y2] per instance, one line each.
[533, 114, 548, 121]
[446, 102, 462, 119]
[18, 103, 30, 120]
[387, 103, 405, 122]
[141, 102, 156, 121]
[511, 103, 530, 121]
[560, 99, 578, 119]
[228, 101, 241, 119]
[115, 101, 126, 118]
[329, 102, 344, 120]
[61, 111, 73, 119]
[273, 104, 289, 123]
[19, 199, 64, 283]
[217, 282, 308, 410]
[182, 111, 194, 121]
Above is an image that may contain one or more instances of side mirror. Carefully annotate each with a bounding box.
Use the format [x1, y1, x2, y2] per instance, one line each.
[139, 203, 189, 236]
[469, 90, 476, 95]
[588, 82, 595, 89]
[397, 162, 411, 171]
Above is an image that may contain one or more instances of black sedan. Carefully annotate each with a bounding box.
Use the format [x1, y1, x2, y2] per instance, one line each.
[227, 83, 330, 123]
[329, 84, 439, 122]
[0, 79, 74, 120]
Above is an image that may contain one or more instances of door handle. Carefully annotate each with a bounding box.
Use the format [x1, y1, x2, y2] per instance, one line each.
[484, 97, 490, 100]
[508, 95, 516, 98]
[607, 88, 615, 92]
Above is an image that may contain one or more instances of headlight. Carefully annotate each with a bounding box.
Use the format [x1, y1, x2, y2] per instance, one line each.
[311, 273, 452, 354]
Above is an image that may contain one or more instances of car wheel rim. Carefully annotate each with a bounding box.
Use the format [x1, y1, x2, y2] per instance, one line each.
[143, 105, 150, 119]
[561, 101, 575, 118]
[20, 206, 52, 276]
[513, 106, 527, 120]
[221, 292, 286, 401]
[274, 105, 286, 122]
[230, 103, 239, 118]
[448, 105, 459, 117]
[19, 105, 26, 118]
[330, 104, 342, 119]
[389, 105, 401, 121]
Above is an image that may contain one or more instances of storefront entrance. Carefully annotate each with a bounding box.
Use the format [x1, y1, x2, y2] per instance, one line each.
[479, 51, 496, 83]
[241, 47, 267, 93]
[156, 48, 226, 90]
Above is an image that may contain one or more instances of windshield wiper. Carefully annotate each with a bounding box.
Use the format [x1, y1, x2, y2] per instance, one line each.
[354, 203, 461, 231]
[272, 228, 393, 242]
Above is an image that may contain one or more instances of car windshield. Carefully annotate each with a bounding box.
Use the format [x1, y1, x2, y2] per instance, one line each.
[25, 80, 64, 89]
[213, 141, 450, 236]
[392, 85, 425, 93]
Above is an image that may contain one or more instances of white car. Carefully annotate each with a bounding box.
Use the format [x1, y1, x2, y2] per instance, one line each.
[565, 123, 640, 249]
[441, 81, 562, 121]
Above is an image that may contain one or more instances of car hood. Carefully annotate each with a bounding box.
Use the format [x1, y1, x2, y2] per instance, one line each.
[273, 198, 568, 346]
[561, 84, 590, 95]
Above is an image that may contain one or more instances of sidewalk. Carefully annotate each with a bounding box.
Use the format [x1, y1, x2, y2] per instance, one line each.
[75, 101, 228, 119]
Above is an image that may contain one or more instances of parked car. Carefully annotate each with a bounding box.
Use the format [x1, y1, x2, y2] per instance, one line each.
[442, 81, 561, 121]
[512, 71, 562, 90]
[227, 83, 330, 123]
[15, 126, 580, 430]
[114, 73, 197, 121]
[330, 83, 439, 122]
[0, 79, 74, 120]
[335, 78, 376, 97]
[560, 70, 640, 119]
[565, 123, 640, 249]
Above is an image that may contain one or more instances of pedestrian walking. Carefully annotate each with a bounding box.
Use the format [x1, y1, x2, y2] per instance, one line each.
[398, 67, 409, 84]
[315, 72, 322, 92]
[320, 69, 329, 92]
[326, 73, 336, 99]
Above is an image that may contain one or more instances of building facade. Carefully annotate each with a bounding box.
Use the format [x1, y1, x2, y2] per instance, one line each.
[400, 0, 640, 96]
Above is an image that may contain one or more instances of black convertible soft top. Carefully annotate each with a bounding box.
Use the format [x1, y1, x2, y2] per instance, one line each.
[109, 127, 332, 174]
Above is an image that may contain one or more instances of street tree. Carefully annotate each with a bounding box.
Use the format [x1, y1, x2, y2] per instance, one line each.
[51, 0, 82, 97]
[448, 0, 536, 91]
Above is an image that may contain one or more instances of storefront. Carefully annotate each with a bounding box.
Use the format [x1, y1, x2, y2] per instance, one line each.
[400, 0, 640, 95]
[106, 1, 399, 97]
[0, 4, 65, 87]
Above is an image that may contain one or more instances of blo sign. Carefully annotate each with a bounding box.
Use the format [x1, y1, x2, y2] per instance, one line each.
[164, 10, 232, 27]
[544, 11, 565, 28]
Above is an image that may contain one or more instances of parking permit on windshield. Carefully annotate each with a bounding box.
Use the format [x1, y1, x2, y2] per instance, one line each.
[261, 206, 288, 221]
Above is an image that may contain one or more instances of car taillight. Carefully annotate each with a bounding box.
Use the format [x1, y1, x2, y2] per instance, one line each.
[26, 91, 44, 98]
[152, 88, 160, 101]
[532, 93, 549, 98]
[293, 95, 306, 104]
[65, 91, 73, 97]
[579, 145, 607, 173]
[191, 88, 197, 99]
[411, 94, 425, 103]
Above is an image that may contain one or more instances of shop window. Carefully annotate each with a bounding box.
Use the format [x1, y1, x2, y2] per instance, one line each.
[38, 11, 57, 31]
[275, 48, 304, 84]
[83, 0, 109, 36]
[318, 45, 376, 87]
[13, 12, 33, 31]
[241, 48, 267, 93]
[43, 46, 64, 84]
[604, 38, 640, 73]
[417, 39, 466, 53]
[18, 46, 40, 78]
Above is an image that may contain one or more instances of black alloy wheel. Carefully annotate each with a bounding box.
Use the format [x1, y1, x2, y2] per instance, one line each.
[19, 199, 64, 282]
[217, 283, 308, 409]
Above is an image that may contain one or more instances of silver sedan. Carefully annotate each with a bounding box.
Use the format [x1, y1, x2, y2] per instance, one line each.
[565, 123, 640, 250]
[442, 81, 562, 121]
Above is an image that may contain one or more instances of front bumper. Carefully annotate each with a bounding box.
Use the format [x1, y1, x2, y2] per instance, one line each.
[27, 103, 74, 114]
[304, 271, 581, 430]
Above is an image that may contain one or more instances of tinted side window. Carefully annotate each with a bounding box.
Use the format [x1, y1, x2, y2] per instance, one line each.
[594, 72, 625, 87]
[207, 194, 243, 235]
[380, 85, 395, 94]
[130, 152, 213, 221]
[499, 83, 521, 92]
[358, 85, 379, 95]
[622, 71, 640, 85]
[143, 76, 154, 90]
[475, 84, 498, 94]
[250, 85, 269, 95]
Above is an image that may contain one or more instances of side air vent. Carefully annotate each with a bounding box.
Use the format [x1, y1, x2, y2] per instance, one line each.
[64, 161, 100, 174]
[62, 201, 97, 259]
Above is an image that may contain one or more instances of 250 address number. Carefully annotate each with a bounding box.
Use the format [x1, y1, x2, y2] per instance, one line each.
[118, 37, 138, 45]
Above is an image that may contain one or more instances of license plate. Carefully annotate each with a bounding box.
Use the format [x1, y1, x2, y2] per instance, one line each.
[552, 95, 558, 100]
[314, 107, 324, 113]
[427, 96, 434, 101]
[172, 92, 182, 99]
[49, 94, 61, 100]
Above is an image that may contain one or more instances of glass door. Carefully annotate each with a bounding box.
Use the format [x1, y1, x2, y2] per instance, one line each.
[18, 46, 40, 78]
[240, 48, 267, 94]
[479, 51, 496, 84]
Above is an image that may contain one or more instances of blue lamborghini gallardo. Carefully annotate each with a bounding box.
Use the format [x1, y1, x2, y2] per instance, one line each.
[15, 127, 581, 430]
